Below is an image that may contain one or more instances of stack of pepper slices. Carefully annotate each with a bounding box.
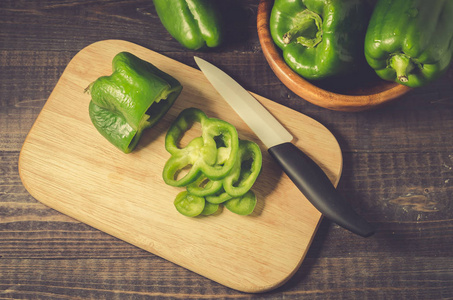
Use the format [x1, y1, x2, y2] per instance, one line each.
[163, 108, 262, 217]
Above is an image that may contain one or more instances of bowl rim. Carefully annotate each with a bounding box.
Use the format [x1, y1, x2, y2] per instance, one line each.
[257, 0, 411, 112]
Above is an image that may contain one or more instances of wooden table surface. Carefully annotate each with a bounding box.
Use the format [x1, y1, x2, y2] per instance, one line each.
[1, 1, 452, 299]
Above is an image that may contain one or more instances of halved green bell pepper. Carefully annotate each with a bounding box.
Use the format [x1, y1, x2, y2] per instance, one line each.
[87, 52, 182, 153]
[153, 0, 223, 50]
[269, 0, 369, 80]
[364, 0, 453, 87]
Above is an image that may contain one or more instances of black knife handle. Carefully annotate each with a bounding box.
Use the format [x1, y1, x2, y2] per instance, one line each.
[268, 142, 375, 237]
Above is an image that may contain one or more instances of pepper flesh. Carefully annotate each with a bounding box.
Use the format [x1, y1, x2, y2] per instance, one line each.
[88, 52, 182, 153]
[163, 108, 239, 187]
[220, 140, 262, 197]
[187, 140, 262, 198]
[269, 0, 369, 80]
[152, 0, 223, 50]
[364, 0, 453, 87]
[163, 108, 263, 217]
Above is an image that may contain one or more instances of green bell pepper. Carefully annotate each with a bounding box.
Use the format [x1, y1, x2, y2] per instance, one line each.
[205, 189, 233, 204]
[162, 108, 239, 187]
[223, 140, 262, 197]
[364, 0, 453, 87]
[174, 191, 206, 217]
[224, 190, 257, 216]
[152, 0, 223, 50]
[186, 174, 223, 197]
[173, 191, 219, 217]
[174, 189, 256, 217]
[163, 108, 263, 217]
[87, 52, 182, 153]
[187, 139, 262, 197]
[269, 0, 369, 80]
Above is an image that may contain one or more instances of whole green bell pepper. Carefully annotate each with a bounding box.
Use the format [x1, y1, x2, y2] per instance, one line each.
[162, 108, 239, 187]
[364, 0, 453, 87]
[269, 0, 369, 80]
[87, 52, 182, 153]
[152, 0, 223, 50]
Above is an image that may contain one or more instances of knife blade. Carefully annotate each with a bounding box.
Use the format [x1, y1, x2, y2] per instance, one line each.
[194, 56, 375, 238]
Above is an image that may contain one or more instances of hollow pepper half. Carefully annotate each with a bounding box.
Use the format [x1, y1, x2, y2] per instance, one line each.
[152, 0, 223, 50]
[364, 0, 453, 87]
[87, 52, 182, 153]
[162, 108, 239, 187]
[269, 0, 369, 80]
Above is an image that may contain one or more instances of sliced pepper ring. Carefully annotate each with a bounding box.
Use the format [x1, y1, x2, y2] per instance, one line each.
[222, 140, 262, 197]
[224, 190, 257, 216]
[162, 137, 204, 187]
[174, 191, 205, 217]
[163, 108, 239, 187]
[205, 189, 233, 204]
[186, 175, 223, 197]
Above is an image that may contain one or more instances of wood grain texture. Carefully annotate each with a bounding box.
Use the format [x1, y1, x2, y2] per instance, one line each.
[1, 0, 453, 299]
[18, 40, 342, 293]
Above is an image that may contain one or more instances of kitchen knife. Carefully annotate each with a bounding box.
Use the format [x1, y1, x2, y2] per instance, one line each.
[194, 56, 375, 238]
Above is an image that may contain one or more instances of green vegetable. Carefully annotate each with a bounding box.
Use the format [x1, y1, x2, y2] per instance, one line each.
[152, 0, 223, 50]
[163, 108, 262, 217]
[205, 189, 233, 204]
[269, 0, 369, 80]
[163, 108, 239, 187]
[222, 140, 262, 197]
[187, 140, 262, 198]
[174, 191, 205, 217]
[87, 52, 182, 153]
[364, 0, 453, 87]
[200, 201, 220, 216]
[187, 175, 223, 197]
[224, 191, 257, 216]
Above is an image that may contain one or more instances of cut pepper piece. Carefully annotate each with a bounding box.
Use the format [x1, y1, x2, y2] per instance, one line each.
[186, 174, 223, 197]
[174, 191, 205, 217]
[224, 190, 257, 216]
[222, 140, 262, 197]
[87, 52, 182, 153]
[163, 108, 239, 186]
[200, 201, 220, 216]
[188, 139, 262, 197]
[205, 188, 233, 204]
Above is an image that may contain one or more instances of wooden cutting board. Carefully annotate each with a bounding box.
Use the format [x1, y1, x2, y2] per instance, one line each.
[18, 40, 342, 293]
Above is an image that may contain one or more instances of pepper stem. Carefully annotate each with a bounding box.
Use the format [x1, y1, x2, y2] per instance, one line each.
[84, 82, 94, 94]
[283, 9, 323, 48]
[389, 54, 415, 83]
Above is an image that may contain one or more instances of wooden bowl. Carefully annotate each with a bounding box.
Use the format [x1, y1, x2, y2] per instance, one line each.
[257, 0, 411, 112]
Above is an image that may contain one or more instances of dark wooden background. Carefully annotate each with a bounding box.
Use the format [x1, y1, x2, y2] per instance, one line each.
[1, 0, 452, 299]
